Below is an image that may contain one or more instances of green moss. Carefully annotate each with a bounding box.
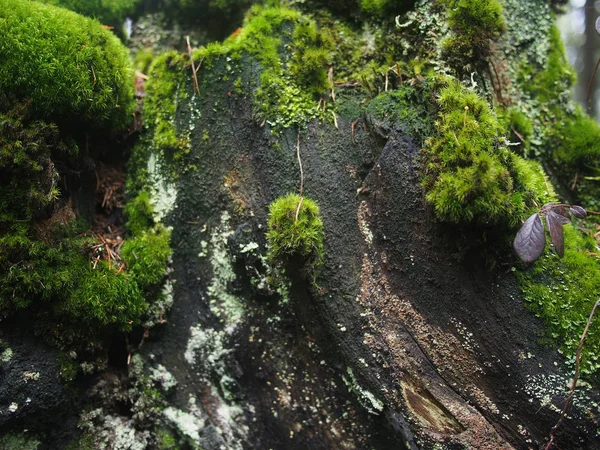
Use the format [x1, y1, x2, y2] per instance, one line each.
[499, 108, 534, 152]
[134, 48, 156, 74]
[0, 104, 72, 225]
[0, 433, 40, 450]
[366, 79, 438, 145]
[0, 0, 135, 133]
[140, 51, 191, 174]
[185, 6, 332, 134]
[519, 25, 575, 103]
[266, 194, 325, 274]
[553, 106, 600, 167]
[36, 0, 140, 28]
[156, 428, 178, 449]
[359, 0, 391, 16]
[441, 0, 505, 73]
[122, 226, 171, 288]
[516, 225, 600, 377]
[0, 103, 169, 356]
[421, 79, 550, 226]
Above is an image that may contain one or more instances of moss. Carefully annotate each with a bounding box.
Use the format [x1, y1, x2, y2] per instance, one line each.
[140, 51, 191, 175]
[365, 79, 438, 145]
[421, 79, 550, 227]
[36, 0, 139, 28]
[499, 108, 534, 152]
[0, 103, 72, 225]
[553, 106, 600, 167]
[516, 225, 600, 377]
[266, 194, 325, 274]
[156, 428, 178, 449]
[134, 48, 156, 74]
[0, 103, 169, 356]
[124, 190, 154, 236]
[519, 25, 575, 104]
[122, 226, 171, 288]
[0, 0, 135, 133]
[441, 0, 505, 73]
[0, 433, 40, 450]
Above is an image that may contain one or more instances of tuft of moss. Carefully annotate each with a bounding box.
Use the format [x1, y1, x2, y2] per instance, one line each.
[441, 0, 505, 73]
[519, 25, 575, 103]
[266, 194, 325, 274]
[36, 0, 140, 28]
[516, 225, 600, 377]
[122, 226, 172, 288]
[421, 79, 550, 227]
[499, 108, 534, 153]
[0, 0, 135, 133]
[0, 103, 169, 353]
[552, 106, 600, 167]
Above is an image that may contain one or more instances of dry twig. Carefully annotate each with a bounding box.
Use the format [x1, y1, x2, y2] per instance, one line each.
[186, 36, 200, 95]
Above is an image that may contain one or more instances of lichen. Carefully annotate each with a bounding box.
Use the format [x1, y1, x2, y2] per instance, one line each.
[342, 367, 384, 415]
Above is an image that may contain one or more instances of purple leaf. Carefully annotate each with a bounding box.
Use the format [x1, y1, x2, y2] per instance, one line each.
[570, 205, 587, 219]
[514, 213, 546, 263]
[550, 204, 570, 221]
[546, 211, 565, 258]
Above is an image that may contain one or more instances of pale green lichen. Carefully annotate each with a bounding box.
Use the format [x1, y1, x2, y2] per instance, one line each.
[207, 211, 246, 326]
[1, 347, 13, 363]
[342, 367, 384, 415]
[162, 407, 203, 443]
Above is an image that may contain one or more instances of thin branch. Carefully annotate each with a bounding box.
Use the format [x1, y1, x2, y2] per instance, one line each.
[544, 299, 600, 450]
[186, 36, 200, 95]
[295, 131, 304, 223]
[586, 56, 600, 110]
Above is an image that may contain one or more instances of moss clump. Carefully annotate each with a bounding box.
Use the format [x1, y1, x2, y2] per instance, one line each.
[122, 226, 171, 288]
[519, 25, 575, 104]
[366, 79, 438, 145]
[0, 0, 135, 133]
[499, 108, 534, 153]
[267, 194, 325, 273]
[441, 0, 505, 73]
[553, 107, 600, 167]
[421, 79, 550, 226]
[516, 226, 600, 377]
[0, 104, 169, 353]
[37, 0, 139, 28]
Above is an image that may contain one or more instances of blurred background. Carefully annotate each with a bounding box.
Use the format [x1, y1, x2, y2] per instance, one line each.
[558, 0, 600, 119]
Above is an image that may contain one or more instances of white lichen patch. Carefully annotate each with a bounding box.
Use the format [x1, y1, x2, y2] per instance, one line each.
[147, 152, 178, 223]
[206, 211, 246, 327]
[1, 348, 13, 363]
[184, 326, 231, 371]
[342, 367, 384, 415]
[143, 279, 174, 328]
[8, 402, 18, 412]
[163, 407, 204, 443]
[23, 371, 40, 382]
[357, 201, 373, 246]
[523, 372, 597, 416]
[149, 364, 177, 392]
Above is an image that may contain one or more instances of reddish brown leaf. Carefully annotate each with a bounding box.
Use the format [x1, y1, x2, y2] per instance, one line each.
[514, 213, 546, 263]
[546, 211, 565, 258]
[570, 205, 587, 219]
